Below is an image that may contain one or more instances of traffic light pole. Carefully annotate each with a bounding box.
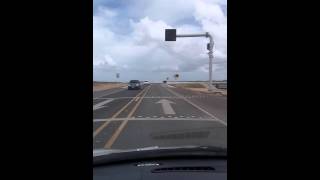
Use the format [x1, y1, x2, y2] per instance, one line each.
[207, 33, 214, 91]
[175, 32, 214, 91]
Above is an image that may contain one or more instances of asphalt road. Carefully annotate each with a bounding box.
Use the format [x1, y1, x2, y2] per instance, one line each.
[93, 83, 227, 150]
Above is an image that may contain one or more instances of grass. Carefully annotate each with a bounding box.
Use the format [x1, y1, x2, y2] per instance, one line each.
[93, 82, 126, 92]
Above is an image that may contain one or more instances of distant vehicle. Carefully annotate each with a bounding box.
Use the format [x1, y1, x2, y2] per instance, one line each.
[143, 81, 150, 85]
[128, 80, 143, 90]
[163, 80, 167, 83]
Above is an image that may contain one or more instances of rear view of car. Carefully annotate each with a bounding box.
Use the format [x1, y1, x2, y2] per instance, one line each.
[128, 80, 142, 90]
[144, 81, 150, 85]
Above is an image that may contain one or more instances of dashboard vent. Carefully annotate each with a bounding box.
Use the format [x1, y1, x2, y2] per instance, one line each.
[151, 166, 215, 173]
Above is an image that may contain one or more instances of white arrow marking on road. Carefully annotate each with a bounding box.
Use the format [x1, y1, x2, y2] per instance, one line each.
[93, 99, 113, 111]
[94, 105, 107, 111]
[156, 99, 176, 115]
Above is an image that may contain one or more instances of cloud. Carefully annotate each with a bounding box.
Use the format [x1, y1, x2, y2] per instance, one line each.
[93, 0, 227, 81]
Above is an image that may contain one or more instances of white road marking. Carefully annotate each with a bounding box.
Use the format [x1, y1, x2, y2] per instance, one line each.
[165, 87, 227, 126]
[93, 99, 114, 111]
[93, 87, 148, 138]
[91, 118, 111, 121]
[156, 99, 176, 115]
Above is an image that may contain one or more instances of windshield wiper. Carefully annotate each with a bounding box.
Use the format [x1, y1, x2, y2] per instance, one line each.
[93, 145, 226, 166]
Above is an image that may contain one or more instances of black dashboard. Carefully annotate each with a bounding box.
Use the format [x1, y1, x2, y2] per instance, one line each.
[93, 157, 227, 180]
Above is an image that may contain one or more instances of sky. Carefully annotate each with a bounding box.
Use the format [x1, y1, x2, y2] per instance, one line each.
[93, 0, 227, 82]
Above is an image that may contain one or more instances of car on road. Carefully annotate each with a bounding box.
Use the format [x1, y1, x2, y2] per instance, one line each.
[143, 81, 150, 85]
[128, 80, 143, 90]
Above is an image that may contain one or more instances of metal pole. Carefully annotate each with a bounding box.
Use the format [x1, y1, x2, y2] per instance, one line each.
[176, 34, 207, 38]
[206, 32, 214, 91]
[171, 31, 214, 91]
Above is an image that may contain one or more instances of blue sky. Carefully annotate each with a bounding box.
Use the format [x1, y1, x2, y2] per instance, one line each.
[93, 0, 227, 82]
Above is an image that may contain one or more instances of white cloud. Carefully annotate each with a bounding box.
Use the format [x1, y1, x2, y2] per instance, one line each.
[93, 0, 227, 81]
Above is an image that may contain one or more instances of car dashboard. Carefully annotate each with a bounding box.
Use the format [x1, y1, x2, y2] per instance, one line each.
[93, 157, 227, 180]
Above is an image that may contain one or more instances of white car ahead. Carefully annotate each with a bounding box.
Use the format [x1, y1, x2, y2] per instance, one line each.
[143, 81, 150, 85]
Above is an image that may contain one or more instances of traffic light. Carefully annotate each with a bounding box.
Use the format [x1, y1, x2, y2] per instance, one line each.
[165, 29, 176, 41]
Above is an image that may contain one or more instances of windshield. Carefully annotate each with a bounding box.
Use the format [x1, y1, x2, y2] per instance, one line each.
[129, 80, 140, 83]
[93, 0, 227, 155]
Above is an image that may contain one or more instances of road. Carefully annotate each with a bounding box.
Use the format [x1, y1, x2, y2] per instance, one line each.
[93, 83, 227, 150]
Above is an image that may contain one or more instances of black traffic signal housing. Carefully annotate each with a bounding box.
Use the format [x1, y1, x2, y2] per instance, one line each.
[165, 29, 176, 41]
